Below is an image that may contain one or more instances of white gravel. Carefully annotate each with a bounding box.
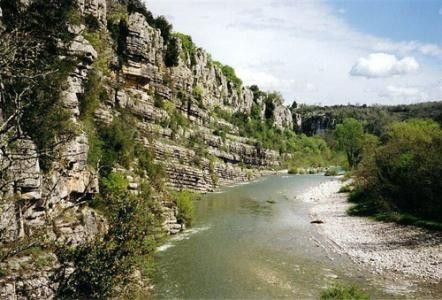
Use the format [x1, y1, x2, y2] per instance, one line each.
[301, 179, 442, 282]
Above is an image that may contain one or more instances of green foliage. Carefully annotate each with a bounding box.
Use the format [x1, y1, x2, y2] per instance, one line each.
[335, 118, 364, 169]
[107, 4, 129, 69]
[84, 14, 100, 31]
[325, 167, 339, 176]
[97, 115, 138, 176]
[82, 28, 111, 76]
[173, 32, 197, 65]
[126, 0, 155, 24]
[213, 106, 233, 122]
[264, 92, 282, 123]
[287, 135, 339, 170]
[165, 36, 180, 67]
[351, 119, 442, 226]
[154, 94, 165, 108]
[251, 103, 262, 121]
[0, 0, 81, 171]
[136, 146, 166, 190]
[154, 16, 172, 42]
[320, 284, 369, 300]
[101, 172, 128, 196]
[79, 70, 106, 120]
[57, 172, 163, 298]
[213, 61, 243, 90]
[193, 85, 205, 107]
[293, 102, 442, 136]
[174, 190, 195, 226]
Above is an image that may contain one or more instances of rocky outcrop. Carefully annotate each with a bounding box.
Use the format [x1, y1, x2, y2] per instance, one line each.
[77, 0, 107, 26]
[0, 1, 295, 298]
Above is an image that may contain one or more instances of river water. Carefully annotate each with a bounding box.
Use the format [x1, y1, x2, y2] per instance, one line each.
[152, 175, 438, 299]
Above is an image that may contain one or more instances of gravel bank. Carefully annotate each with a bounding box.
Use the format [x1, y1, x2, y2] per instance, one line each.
[301, 179, 442, 282]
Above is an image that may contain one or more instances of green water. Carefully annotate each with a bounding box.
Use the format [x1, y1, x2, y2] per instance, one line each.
[152, 175, 439, 299]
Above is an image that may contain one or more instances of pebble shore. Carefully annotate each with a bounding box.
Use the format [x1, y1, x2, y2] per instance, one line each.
[299, 180, 442, 282]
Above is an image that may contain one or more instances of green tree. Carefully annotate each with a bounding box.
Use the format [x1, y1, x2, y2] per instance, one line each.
[334, 118, 364, 169]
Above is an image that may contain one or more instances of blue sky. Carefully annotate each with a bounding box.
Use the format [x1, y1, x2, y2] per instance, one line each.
[148, 0, 441, 105]
[328, 0, 441, 44]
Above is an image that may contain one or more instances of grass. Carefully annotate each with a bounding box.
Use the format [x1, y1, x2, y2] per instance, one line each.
[320, 283, 369, 300]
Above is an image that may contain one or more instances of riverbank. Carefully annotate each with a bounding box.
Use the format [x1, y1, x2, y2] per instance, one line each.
[302, 179, 442, 283]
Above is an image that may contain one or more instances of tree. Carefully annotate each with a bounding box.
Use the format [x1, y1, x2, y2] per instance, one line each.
[165, 36, 180, 67]
[334, 118, 364, 169]
[154, 15, 172, 42]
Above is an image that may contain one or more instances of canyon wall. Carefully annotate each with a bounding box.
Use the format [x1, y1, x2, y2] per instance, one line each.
[0, 0, 294, 298]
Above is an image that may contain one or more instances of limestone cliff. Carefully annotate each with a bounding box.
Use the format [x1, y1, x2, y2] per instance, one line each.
[0, 0, 294, 298]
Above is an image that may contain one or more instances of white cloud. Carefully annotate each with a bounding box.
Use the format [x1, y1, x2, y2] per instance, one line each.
[350, 53, 419, 78]
[147, 0, 441, 105]
[236, 68, 281, 88]
[373, 40, 442, 57]
[380, 85, 428, 102]
[419, 44, 442, 56]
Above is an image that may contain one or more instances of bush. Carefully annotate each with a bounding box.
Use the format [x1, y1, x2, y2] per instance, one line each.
[213, 61, 242, 90]
[98, 115, 138, 176]
[173, 32, 197, 65]
[165, 36, 180, 67]
[154, 16, 172, 42]
[288, 167, 299, 174]
[154, 94, 165, 108]
[57, 172, 163, 298]
[325, 167, 338, 176]
[320, 284, 369, 300]
[174, 190, 195, 226]
[353, 119, 442, 222]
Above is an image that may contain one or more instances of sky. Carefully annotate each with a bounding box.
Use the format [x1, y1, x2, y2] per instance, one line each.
[147, 0, 442, 105]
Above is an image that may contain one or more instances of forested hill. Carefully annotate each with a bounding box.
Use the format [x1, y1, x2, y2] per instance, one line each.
[293, 101, 442, 136]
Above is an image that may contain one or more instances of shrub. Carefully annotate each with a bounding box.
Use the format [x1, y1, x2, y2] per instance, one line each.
[84, 14, 100, 31]
[57, 172, 163, 298]
[213, 61, 242, 90]
[107, 17, 128, 68]
[98, 115, 137, 175]
[320, 284, 369, 300]
[288, 167, 299, 174]
[173, 32, 197, 65]
[193, 85, 205, 107]
[174, 190, 195, 226]
[154, 16, 172, 42]
[325, 167, 338, 176]
[165, 37, 180, 67]
[154, 94, 165, 108]
[136, 147, 166, 190]
[353, 119, 442, 222]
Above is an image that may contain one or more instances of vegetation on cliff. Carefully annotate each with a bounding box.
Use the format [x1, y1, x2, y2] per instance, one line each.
[1, 0, 440, 298]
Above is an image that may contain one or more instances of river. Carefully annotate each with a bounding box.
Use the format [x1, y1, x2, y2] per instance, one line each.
[152, 175, 436, 299]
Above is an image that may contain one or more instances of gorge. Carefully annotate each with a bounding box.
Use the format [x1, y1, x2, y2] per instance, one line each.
[0, 1, 440, 299]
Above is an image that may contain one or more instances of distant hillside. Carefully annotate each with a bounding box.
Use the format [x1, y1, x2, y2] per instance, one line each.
[292, 101, 442, 136]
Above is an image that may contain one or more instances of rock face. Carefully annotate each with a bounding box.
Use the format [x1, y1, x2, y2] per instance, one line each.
[0, 1, 294, 298]
[114, 10, 293, 193]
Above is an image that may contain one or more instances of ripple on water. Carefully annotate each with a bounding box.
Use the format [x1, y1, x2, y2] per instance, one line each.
[156, 226, 211, 252]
